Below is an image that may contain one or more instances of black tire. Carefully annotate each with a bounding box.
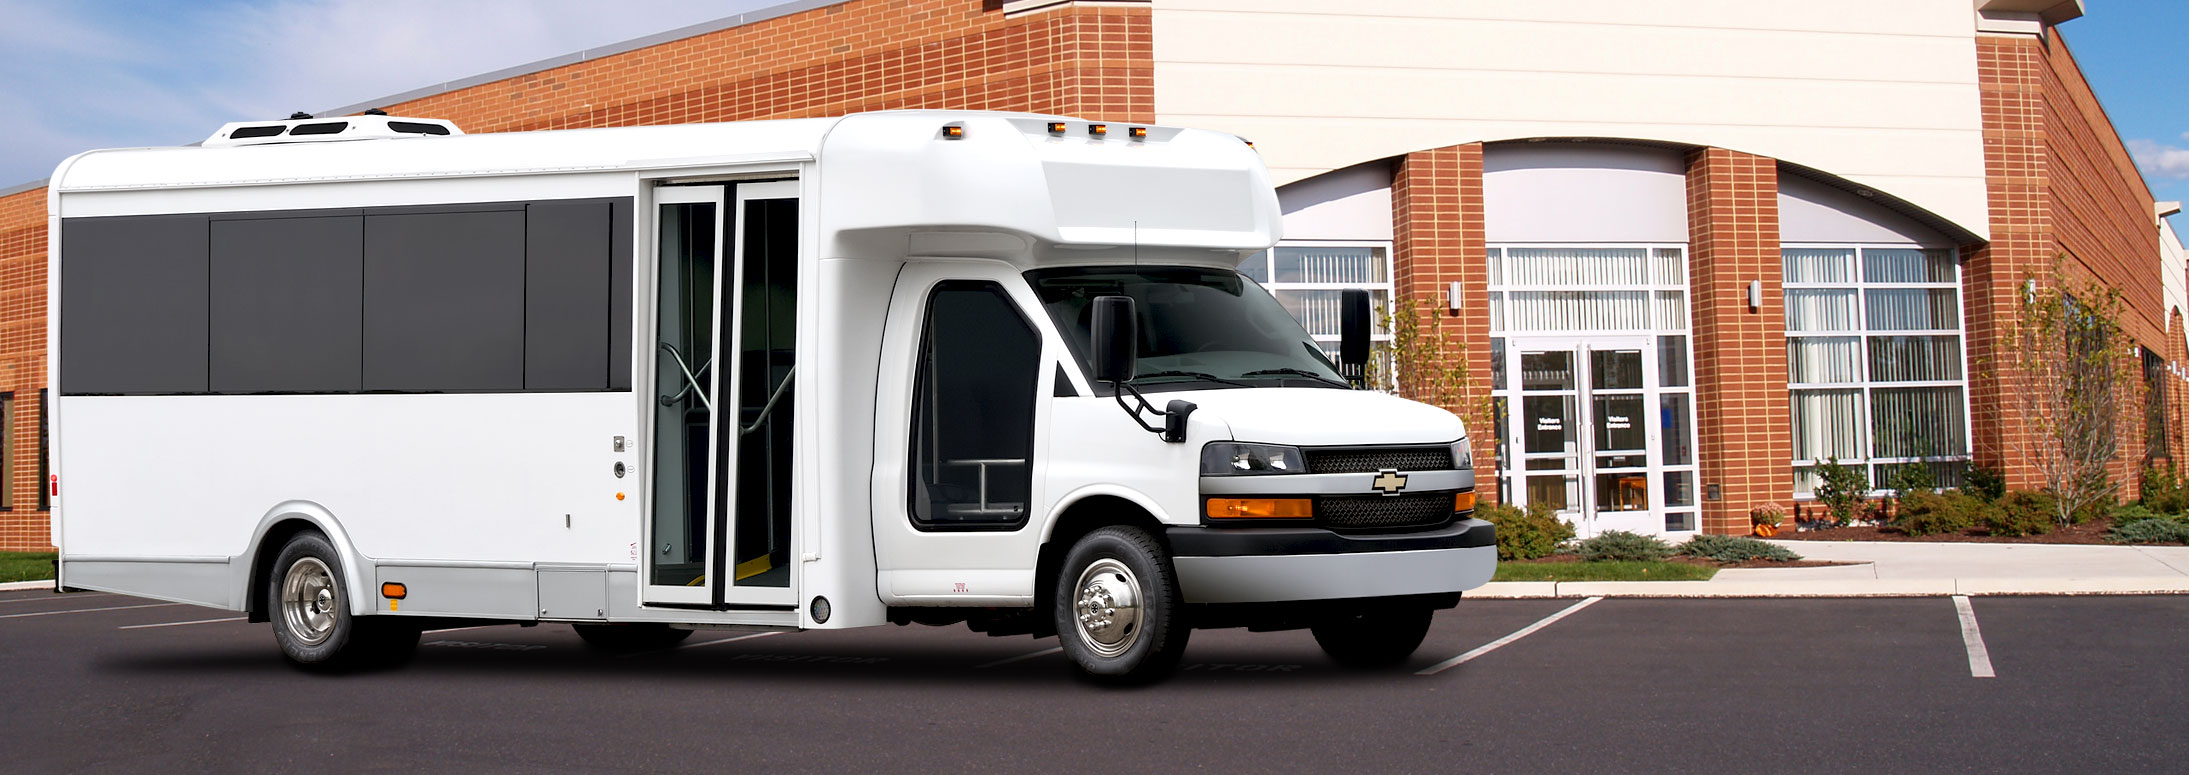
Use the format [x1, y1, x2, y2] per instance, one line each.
[572, 623, 695, 652]
[267, 531, 417, 671]
[1311, 603, 1435, 668]
[1052, 526, 1189, 684]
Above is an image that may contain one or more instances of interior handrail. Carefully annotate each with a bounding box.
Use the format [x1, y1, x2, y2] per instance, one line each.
[658, 343, 713, 412]
[740, 365, 795, 437]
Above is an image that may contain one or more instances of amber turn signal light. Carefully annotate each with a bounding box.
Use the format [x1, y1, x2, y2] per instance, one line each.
[1206, 498, 1313, 519]
[381, 582, 407, 600]
[1454, 491, 1477, 513]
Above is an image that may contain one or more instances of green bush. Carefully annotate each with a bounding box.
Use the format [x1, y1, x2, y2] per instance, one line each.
[2110, 502, 2173, 525]
[1896, 490, 1975, 537]
[1964, 464, 2006, 502]
[1812, 457, 1870, 527]
[1479, 502, 1574, 561]
[1987, 490, 2056, 538]
[2106, 518, 2189, 545]
[1886, 461, 1936, 496]
[2140, 465, 2189, 514]
[1577, 530, 1673, 562]
[1676, 534, 1802, 563]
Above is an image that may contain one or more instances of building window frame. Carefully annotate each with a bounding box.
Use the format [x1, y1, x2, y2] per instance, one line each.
[1237, 240, 1396, 362]
[1782, 244, 1974, 497]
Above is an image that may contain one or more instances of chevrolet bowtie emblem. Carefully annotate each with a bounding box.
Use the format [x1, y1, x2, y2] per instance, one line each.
[1370, 469, 1407, 496]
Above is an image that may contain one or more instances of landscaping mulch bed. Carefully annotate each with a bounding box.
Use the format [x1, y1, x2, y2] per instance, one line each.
[1776, 518, 2122, 545]
[1510, 554, 1853, 569]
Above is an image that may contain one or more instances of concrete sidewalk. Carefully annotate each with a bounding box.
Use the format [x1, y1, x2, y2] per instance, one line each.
[1471, 540, 2189, 599]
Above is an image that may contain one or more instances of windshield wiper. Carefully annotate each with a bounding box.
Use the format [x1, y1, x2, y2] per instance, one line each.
[1131, 370, 1253, 388]
[1240, 367, 1352, 388]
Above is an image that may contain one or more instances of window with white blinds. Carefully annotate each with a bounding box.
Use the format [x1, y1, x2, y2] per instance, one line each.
[1784, 246, 1971, 495]
[1486, 246, 1688, 334]
[1237, 243, 1394, 362]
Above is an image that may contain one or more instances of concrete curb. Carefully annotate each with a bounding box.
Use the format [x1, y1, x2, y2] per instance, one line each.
[0, 579, 57, 592]
[1469, 578, 2189, 599]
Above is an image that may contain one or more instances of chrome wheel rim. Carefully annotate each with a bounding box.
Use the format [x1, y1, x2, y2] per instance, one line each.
[1072, 558, 1142, 658]
[281, 557, 339, 646]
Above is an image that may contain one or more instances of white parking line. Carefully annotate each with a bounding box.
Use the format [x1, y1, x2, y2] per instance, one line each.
[0, 602, 183, 620]
[1952, 595, 1996, 679]
[976, 644, 1063, 669]
[1417, 596, 1604, 676]
[119, 616, 247, 630]
[0, 593, 110, 605]
[616, 630, 782, 658]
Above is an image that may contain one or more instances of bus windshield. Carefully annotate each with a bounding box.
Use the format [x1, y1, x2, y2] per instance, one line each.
[1026, 265, 1348, 391]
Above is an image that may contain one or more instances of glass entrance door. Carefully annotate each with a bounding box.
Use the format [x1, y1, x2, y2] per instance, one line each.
[644, 182, 800, 607]
[1503, 335, 1691, 537]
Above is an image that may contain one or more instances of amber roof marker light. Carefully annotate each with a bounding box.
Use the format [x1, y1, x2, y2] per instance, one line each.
[1127, 126, 1148, 140]
[940, 123, 966, 140]
[1088, 123, 1108, 137]
[1047, 121, 1069, 135]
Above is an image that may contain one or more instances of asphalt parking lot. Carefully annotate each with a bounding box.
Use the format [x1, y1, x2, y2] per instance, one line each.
[3, 588, 2185, 773]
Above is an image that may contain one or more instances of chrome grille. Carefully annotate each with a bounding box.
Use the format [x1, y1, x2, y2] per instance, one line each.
[1303, 445, 1455, 474]
[1318, 492, 1457, 531]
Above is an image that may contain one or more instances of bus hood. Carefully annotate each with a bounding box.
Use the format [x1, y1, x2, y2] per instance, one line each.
[1180, 388, 1468, 447]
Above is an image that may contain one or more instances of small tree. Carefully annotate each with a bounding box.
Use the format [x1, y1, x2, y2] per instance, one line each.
[2010, 262, 2135, 527]
[1368, 295, 1473, 412]
[1812, 457, 1869, 527]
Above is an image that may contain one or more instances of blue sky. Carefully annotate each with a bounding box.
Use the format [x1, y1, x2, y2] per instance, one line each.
[2, 0, 2184, 234]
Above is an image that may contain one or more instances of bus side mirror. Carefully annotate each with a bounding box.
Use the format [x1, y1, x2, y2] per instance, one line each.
[1339, 288, 1370, 379]
[1091, 295, 1137, 384]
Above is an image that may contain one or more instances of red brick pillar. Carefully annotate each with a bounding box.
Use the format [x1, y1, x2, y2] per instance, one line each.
[1685, 148, 1787, 535]
[1392, 144, 1494, 499]
[1965, 34, 2049, 490]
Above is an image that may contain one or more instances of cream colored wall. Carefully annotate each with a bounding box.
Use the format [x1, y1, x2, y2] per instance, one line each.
[2163, 218, 2186, 323]
[1153, 0, 1991, 236]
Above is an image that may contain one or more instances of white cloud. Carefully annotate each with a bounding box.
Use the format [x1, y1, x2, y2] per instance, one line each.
[2129, 134, 2189, 181]
[0, 0, 776, 186]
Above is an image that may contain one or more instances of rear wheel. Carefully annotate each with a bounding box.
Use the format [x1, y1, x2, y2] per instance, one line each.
[268, 531, 417, 670]
[573, 623, 694, 653]
[1053, 526, 1188, 684]
[1311, 603, 1434, 668]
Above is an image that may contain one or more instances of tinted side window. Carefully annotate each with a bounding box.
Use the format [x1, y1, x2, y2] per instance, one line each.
[59, 215, 210, 394]
[910, 281, 1040, 529]
[525, 200, 613, 390]
[210, 216, 363, 392]
[363, 210, 526, 391]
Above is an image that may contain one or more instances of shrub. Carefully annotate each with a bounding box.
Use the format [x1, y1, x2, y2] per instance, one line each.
[1964, 464, 2006, 502]
[1812, 457, 1870, 527]
[1896, 490, 1974, 537]
[2141, 465, 2189, 514]
[1987, 490, 2056, 538]
[1480, 502, 1574, 561]
[2106, 518, 2189, 545]
[1676, 534, 1803, 563]
[1749, 503, 1785, 529]
[1886, 461, 1936, 496]
[2110, 502, 2173, 525]
[1577, 530, 1673, 562]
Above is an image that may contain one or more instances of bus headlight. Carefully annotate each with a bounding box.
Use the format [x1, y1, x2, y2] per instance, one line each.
[1200, 442, 1305, 475]
[1450, 439, 1473, 470]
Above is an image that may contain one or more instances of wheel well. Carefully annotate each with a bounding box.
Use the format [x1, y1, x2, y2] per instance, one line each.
[1035, 495, 1167, 615]
[245, 519, 323, 623]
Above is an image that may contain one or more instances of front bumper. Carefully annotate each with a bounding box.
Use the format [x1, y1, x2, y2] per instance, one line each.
[1168, 518, 1497, 604]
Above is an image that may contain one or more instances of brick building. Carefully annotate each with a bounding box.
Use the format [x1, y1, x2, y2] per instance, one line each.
[1, 0, 2181, 549]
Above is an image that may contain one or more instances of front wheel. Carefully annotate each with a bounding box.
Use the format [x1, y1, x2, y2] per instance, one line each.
[1311, 603, 1434, 668]
[268, 531, 418, 670]
[1053, 526, 1189, 684]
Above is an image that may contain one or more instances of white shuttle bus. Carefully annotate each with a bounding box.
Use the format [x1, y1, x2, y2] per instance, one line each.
[49, 111, 1491, 682]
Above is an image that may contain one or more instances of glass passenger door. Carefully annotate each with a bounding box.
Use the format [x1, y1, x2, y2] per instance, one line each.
[644, 181, 800, 607]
